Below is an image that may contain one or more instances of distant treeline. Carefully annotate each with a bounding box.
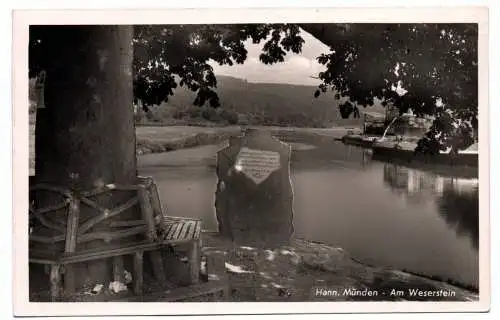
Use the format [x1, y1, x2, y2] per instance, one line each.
[30, 75, 367, 128]
[136, 75, 365, 128]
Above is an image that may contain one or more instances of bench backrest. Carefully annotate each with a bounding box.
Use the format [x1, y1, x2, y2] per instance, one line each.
[29, 177, 162, 255]
[29, 184, 74, 250]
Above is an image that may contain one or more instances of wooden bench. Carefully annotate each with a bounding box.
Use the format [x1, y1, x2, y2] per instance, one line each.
[139, 176, 203, 287]
[29, 176, 203, 301]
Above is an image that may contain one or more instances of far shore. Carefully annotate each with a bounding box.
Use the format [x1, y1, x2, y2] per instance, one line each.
[30, 124, 477, 179]
[29, 123, 358, 176]
[134, 124, 357, 155]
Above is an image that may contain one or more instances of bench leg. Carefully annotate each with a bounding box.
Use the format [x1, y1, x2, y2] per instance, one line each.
[187, 240, 201, 285]
[150, 251, 166, 284]
[223, 285, 230, 301]
[64, 266, 76, 296]
[49, 264, 61, 302]
[133, 252, 144, 296]
[113, 256, 125, 283]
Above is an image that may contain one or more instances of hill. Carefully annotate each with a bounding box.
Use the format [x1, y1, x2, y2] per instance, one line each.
[30, 74, 386, 128]
[139, 75, 383, 128]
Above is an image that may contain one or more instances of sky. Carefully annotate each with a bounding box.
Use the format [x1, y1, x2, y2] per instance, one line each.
[209, 29, 330, 86]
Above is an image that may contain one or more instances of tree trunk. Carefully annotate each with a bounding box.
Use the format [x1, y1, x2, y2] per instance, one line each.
[33, 25, 137, 290]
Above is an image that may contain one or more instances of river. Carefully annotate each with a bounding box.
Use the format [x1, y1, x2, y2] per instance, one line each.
[138, 140, 479, 288]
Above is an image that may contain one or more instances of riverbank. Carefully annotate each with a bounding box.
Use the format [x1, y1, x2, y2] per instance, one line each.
[29, 231, 479, 302]
[201, 233, 478, 302]
[29, 124, 359, 174]
[135, 125, 358, 155]
[340, 134, 478, 178]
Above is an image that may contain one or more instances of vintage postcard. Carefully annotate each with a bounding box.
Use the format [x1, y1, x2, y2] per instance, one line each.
[12, 6, 490, 316]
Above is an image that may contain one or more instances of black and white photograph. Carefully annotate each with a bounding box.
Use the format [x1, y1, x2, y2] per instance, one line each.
[12, 6, 489, 316]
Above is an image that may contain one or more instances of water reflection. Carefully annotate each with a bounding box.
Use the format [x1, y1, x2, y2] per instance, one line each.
[382, 163, 479, 250]
[437, 182, 479, 250]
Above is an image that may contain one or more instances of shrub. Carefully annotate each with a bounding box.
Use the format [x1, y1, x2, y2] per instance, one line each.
[210, 112, 224, 123]
[219, 109, 239, 125]
[201, 107, 217, 121]
[133, 113, 144, 123]
[145, 110, 159, 122]
[172, 109, 187, 119]
[186, 106, 202, 119]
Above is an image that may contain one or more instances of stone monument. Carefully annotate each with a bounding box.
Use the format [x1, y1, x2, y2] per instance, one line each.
[214, 129, 294, 247]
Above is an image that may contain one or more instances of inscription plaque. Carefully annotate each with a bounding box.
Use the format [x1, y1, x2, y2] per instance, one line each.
[234, 147, 281, 185]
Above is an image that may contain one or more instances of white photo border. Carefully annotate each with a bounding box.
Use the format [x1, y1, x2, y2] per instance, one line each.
[12, 7, 490, 316]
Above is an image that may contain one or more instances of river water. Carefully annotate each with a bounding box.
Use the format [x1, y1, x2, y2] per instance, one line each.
[138, 141, 479, 288]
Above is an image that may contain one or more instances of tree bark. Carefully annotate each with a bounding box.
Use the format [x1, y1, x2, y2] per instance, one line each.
[34, 25, 137, 290]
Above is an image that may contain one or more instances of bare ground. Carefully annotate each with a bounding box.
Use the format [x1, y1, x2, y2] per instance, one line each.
[29, 232, 479, 302]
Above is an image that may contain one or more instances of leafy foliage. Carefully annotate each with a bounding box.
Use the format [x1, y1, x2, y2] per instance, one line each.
[132, 24, 304, 109]
[30, 24, 304, 111]
[29, 23, 478, 152]
[306, 23, 478, 152]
